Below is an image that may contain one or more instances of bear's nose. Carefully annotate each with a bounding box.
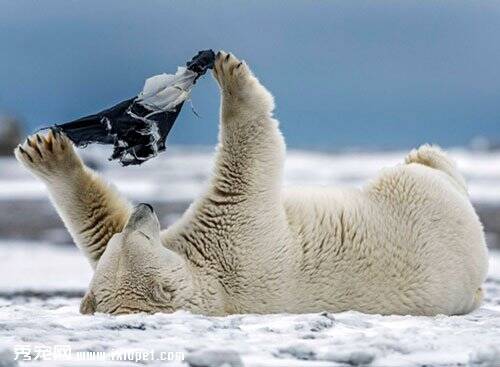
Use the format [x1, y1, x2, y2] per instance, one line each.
[139, 203, 154, 212]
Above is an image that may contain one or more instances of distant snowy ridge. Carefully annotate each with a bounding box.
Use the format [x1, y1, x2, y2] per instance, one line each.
[2, 146, 500, 203]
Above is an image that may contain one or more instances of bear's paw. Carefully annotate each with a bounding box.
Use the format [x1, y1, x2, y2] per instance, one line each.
[14, 130, 83, 181]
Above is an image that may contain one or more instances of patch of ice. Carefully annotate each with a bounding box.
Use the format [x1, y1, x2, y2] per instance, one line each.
[319, 349, 376, 365]
[185, 349, 243, 367]
[0, 346, 17, 367]
[469, 346, 500, 367]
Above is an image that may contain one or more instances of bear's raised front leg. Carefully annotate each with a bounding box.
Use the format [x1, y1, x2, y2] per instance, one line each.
[211, 51, 286, 200]
[160, 51, 288, 262]
[15, 130, 131, 268]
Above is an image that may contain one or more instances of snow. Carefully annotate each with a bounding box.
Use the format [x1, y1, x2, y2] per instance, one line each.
[0, 242, 91, 293]
[1, 147, 500, 203]
[1, 147, 500, 366]
[0, 242, 499, 367]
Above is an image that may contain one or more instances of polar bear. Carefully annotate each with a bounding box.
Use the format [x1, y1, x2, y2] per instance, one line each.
[15, 51, 488, 316]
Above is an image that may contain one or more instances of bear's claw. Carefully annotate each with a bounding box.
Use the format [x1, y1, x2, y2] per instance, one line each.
[212, 50, 253, 93]
[14, 130, 83, 180]
[17, 145, 33, 163]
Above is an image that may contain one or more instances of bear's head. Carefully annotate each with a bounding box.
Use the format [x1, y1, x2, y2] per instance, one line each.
[80, 203, 192, 314]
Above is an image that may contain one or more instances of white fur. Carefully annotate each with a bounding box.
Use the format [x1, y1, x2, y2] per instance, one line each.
[15, 51, 488, 316]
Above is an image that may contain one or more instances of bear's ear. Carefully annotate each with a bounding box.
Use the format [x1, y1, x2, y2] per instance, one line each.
[80, 291, 96, 315]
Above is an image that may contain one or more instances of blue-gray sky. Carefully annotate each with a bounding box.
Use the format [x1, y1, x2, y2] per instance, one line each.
[1, 0, 499, 150]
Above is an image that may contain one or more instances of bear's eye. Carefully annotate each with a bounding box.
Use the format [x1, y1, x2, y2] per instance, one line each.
[138, 230, 150, 240]
[152, 283, 172, 302]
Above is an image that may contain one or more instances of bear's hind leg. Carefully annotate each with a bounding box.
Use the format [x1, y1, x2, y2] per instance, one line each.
[15, 131, 131, 268]
[405, 144, 467, 195]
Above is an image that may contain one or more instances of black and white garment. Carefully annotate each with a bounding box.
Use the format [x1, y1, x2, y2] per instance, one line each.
[52, 49, 215, 166]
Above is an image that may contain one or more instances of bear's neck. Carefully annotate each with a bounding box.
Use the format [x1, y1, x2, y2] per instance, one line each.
[178, 265, 227, 316]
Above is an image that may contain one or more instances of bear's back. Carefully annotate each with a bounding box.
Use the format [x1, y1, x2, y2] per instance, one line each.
[280, 164, 487, 315]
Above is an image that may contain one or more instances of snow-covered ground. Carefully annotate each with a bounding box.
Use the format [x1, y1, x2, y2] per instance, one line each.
[1, 147, 500, 366]
[0, 242, 499, 367]
[2, 146, 500, 203]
